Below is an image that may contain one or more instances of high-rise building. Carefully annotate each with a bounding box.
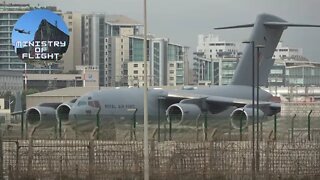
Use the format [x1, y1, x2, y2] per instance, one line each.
[103, 15, 188, 87]
[81, 13, 106, 86]
[61, 12, 83, 73]
[104, 15, 143, 86]
[0, 3, 28, 70]
[127, 36, 187, 87]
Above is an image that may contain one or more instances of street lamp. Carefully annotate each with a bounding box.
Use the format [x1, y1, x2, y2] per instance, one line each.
[255, 44, 264, 172]
[157, 96, 166, 142]
[143, 0, 149, 179]
[242, 40, 256, 176]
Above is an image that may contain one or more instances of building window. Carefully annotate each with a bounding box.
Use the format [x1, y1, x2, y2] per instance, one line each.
[133, 70, 138, 74]
[170, 77, 174, 80]
[170, 63, 174, 67]
[170, 70, 174, 74]
[134, 64, 138, 67]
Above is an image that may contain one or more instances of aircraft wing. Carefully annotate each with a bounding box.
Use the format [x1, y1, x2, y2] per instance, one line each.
[206, 95, 279, 108]
[166, 91, 208, 99]
[206, 96, 280, 115]
[165, 91, 280, 115]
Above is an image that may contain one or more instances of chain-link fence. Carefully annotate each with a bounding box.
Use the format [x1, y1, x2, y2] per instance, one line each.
[1, 140, 320, 179]
[2, 102, 320, 179]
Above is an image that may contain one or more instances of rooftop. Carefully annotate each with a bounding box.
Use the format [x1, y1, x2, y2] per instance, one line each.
[105, 15, 142, 26]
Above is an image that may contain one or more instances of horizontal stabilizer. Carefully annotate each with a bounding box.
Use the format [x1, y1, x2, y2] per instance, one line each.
[214, 24, 254, 30]
[264, 22, 320, 28]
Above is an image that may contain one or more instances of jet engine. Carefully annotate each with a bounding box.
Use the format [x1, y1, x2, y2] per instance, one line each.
[230, 107, 264, 129]
[56, 102, 73, 124]
[26, 103, 61, 128]
[166, 103, 201, 123]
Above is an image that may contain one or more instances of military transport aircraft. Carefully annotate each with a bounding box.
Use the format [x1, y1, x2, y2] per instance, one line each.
[25, 13, 320, 129]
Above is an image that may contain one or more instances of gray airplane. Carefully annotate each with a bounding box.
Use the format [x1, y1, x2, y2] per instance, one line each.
[26, 13, 320, 129]
[14, 28, 31, 34]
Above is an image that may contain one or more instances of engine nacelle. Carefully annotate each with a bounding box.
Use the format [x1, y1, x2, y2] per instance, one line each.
[166, 103, 201, 123]
[26, 106, 57, 128]
[230, 107, 264, 129]
[56, 103, 73, 124]
[26, 103, 61, 128]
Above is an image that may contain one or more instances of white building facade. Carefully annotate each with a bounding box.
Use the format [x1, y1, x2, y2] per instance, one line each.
[196, 34, 239, 59]
[273, 42, 303, 60]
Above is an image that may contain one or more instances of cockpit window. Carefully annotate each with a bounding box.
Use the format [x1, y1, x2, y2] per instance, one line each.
[77, 101, 87, 106]
[88, 100, 100, 108]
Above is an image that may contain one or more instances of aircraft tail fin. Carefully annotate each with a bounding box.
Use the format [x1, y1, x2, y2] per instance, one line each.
[215, 13, 320, 86]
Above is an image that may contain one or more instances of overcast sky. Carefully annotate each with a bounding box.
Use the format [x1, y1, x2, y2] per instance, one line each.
[10, 0, 320, 61]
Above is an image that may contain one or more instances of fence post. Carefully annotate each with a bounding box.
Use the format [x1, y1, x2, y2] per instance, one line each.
[308, 110, 312, 141]
[204, 112, 208, 141]
[196, 115, 199, 141]
[25, 119, 28, 140]
[228, 121, 232, 141]
[130, 109, 137, 141]
[75, 164, 79, 179]
[88, 140, 95, 179]
[21, 109, 24, 139]
[54, 123, 57, 139]
[273, 114, 277, 141]
[240, 113, 243, 141]
[59, 156, 63, 179]
[291, 114, 296, 142]
[0, 129, 3, 180]
[15, 141, 20, 178]
[168, 115, 172, 141]
[150, 140, 155, 177]
[266, 140, 270, 180]
[260, 118, 263, 141]
[27, 126, 37, 177]
[59, 114, 62, 139]
[8, 165, 13, 180]
[96, 107, 101, 140]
